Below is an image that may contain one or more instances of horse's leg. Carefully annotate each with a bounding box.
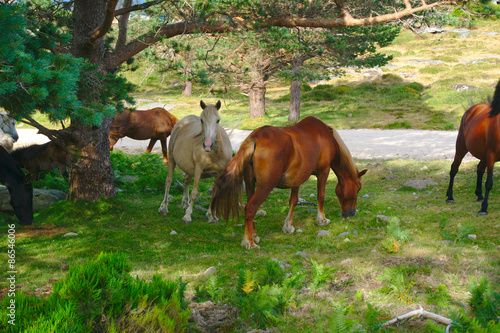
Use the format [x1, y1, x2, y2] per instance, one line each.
[182, 175, 193, 210]
[282, 187, 299, 234]
[158, 159, 176, 216]
[243, 169, 259, 243]
[206, 201, 219, 224]
[475, 160, 486, 202]
[109, 136, 117, 151]
[159, 138, 168, 163]
[242, 183, 275, 249]
[446, 139, 468, 204]
[315, 169, 331, 226]
[182, 167, 202, 224]
[146, 139, 157, 153]
[479, 153, 495, 216]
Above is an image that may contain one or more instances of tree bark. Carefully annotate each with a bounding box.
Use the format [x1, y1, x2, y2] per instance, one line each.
[68, 0, 116, 200]
[182, 81, 193, 96]
[248, 81, 266, 119]
[289, 56, 304, 122]
[182, 67, 193, 96]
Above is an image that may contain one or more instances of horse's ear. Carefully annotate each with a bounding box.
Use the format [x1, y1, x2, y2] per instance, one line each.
[200, 100, 206, 109]
[358, 169, 368, 178]
[216, 100, 221, 110]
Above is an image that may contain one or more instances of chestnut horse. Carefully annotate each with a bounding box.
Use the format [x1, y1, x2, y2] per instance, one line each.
[109, 108, 178, 162]
[158, 100, 232, 223]
[446, 79, 500, 215]
[0, 146, 33, 225]
[211, 116, 367, 249]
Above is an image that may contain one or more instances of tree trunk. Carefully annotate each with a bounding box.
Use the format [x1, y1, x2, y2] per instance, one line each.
[182, 81, 193, 96]
[182, 67, 193, 96]
[68, 0, 116, 200]
[247, 73, 267, 119]
[289, 56, 304, 122]
[67, 119, 116, 200]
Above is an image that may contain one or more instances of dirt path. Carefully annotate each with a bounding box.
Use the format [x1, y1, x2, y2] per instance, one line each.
[15, 127, 475, 162]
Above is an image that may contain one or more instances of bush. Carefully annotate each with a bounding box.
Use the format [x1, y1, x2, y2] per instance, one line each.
[0, 252, 190, 333]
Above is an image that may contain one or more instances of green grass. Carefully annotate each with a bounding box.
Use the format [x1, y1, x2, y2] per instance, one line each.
[1, 153, 499, 332]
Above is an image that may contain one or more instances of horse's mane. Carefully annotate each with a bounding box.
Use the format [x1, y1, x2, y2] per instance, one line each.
[489, 79, 500, 117]
[328, 126, 358, 179]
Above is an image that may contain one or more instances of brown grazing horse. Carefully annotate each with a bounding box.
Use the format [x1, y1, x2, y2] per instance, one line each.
[11, 141, 68, 180]
[109, 108, 178, 162]
[446, 79, 500, 215]
[0, 146, 33, 225]
[211, 116, 367, 249]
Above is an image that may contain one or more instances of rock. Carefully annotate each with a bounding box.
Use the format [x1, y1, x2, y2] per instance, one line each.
[188, 301, 238, 332]
[295, 251, 308, 258]
[0, 186, 66, 213]
[404, 180, 437, 190]
[296, 229, 303, 233]
[452, 84, 478, 92]
[63, 232, 79, 237]
[203, 266, 217, 276]
[317, 230, 330, 237]
[340, 259, 353, 265]
[343, 238, 350, 243]
[337, 231, 350, 238]
[256, 210, 266, 217]
[170, 230, 177, 235]
[468, 234, 477, 240]
[377, 214, 392, 221]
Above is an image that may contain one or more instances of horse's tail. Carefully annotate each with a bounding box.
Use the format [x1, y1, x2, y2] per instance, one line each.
[211, 138, 256, 223]
[489, 79, 500, 117]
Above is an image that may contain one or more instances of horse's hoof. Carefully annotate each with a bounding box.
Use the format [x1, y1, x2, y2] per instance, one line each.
[207, 218, 219, 224]
[316, 218, 331, 226]
[282, 225, 295, 234]
[445, 199, 454, 204]
[477, 198, 484, 202]
[478, 211, 488, 216]
[182, 216, 192, 224]
[241, 241, 260, 250]
[254, 236, 260, 244]
[158, 208, 168, 216]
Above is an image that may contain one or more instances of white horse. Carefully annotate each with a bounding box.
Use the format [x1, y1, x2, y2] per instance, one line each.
[0, 111, 19, 152]
[158, 100, 232, 223]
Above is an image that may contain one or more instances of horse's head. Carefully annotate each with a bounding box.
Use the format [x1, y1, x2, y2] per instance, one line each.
[199, 100, 222, 152]
[0, 111, 18, 142]
[10, 176, 34, 226]
[335, 169, 367, 218]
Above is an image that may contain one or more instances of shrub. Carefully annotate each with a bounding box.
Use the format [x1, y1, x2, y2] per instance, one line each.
[0, 253, 190, 333]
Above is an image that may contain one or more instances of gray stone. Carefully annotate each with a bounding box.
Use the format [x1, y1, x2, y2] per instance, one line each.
[256, 209, 266, 217]
[467, 234, 477, 240]
[295, 251, 308, 258]
[170, 230, 177, 235]
[377, 214, 392, 221]
[0, 186, 66, 213]
[452, 84, 478, 92]
[317, 230, 330, 237]
[63, 232, 79, 237]
[203, 266, 217, 276]
[340, 258, 353, 265]
[337, 231, 350, 238]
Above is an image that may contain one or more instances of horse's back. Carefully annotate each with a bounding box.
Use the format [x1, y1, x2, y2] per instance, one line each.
[249, 117, 336, 188]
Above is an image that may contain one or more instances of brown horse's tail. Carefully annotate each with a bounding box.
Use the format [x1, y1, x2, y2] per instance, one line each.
[211, 138, 256, 223]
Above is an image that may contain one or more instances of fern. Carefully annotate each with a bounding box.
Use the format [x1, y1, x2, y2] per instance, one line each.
[309, 259, 334, 293]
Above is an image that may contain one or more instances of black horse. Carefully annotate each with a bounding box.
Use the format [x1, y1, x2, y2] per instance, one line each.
[0, 145, 33, 225]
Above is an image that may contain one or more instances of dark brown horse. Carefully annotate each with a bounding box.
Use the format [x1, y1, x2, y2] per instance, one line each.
[10, 141, 68, 180]
[109, 108, 178, 162]
[446, 79, 500, 215]
[211, 116, 367, 249]
[0, 146, 33, 225]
